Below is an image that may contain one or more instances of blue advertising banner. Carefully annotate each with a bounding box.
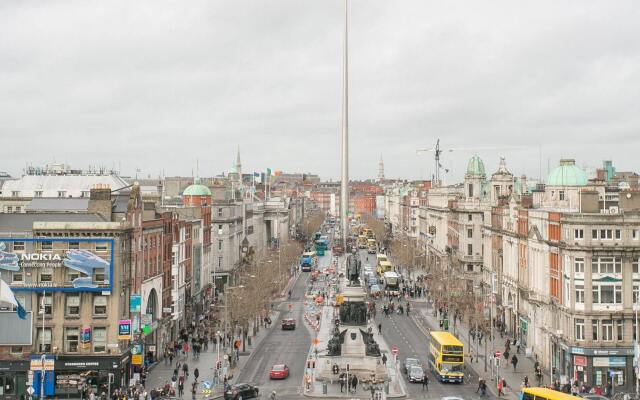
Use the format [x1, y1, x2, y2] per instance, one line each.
[130, 294, 141, 313]
[0, 238, 114, 293]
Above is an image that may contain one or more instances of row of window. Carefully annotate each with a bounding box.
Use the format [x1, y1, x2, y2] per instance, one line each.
[573, 282, 640, 305]
[8, 241, 109, 252]
[12, 268, 106, 285]
[16, 293, 109, 317]
[574, 228, 640, 240]
[9, 190, 91, 198]
[574, 319, 626, 342]
[573, 257, 639, 275]
[38, 326, 107, 353]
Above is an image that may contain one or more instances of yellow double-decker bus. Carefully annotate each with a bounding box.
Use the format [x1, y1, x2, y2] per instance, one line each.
[522, 388, 581, 400]
[377, 260, 392, 276]
[428, 331, 464, 383]
[364, 228, 374, 239]
[357, 235, 368, 249]
[367, 239, 377, 254]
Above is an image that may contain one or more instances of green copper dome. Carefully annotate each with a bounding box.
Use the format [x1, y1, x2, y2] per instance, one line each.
[547, 159, 588, 186]
[466, 155, 486, 176]
[183, 183, 212, 196]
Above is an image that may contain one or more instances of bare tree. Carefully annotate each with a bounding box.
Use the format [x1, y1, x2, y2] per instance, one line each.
[361, 213, 385, 241]
[303, 212, 324, 240]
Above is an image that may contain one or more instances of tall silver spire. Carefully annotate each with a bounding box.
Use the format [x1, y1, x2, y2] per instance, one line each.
[340, 0, 349, 249]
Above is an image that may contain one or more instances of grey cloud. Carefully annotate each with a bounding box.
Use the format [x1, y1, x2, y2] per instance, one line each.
[0, 0, 638, 181]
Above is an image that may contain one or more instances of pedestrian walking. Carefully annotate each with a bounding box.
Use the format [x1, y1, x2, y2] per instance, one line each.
[339, 373, 345, 393]
[178, 376, 185, 397]
[422, 375, 429, 391]
[511, 354, 518, 371]
[182, 362, 189, 377]
[351, 375, 358, 393]
[381, 353, 387, 366]
[194, 368, 199, 382]
[378, 322, 382, 334]
[476, 378, 484, 393]
[191, 381, 197, 400]
[497, 378, 504, 397]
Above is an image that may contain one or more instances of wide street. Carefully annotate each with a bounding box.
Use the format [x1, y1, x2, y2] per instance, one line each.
[361, 249, 487, 400]
[233, 267, 312, 399]
[233, 247, 337, 399]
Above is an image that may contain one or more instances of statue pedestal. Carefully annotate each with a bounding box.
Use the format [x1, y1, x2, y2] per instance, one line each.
[342, 327, 366, 357]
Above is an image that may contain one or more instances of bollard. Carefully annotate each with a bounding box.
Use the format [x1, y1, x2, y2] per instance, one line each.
[322, 382, 328, 394]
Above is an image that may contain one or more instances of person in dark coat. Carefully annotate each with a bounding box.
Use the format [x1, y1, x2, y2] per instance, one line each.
[351, 375, 358, 393]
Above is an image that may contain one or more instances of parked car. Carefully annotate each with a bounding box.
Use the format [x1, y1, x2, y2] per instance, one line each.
[269, 364, 290, 380]
[403, 357, 421, 374]
[281, 318, 296, 330]
[408, 365, 425, 383]
[224, 383, 259, 400]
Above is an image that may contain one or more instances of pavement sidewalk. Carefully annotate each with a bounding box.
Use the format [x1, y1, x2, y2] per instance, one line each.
[145, 267, 305, 399]
[413, 301, 550, 399]
[146, 308, 280, 399]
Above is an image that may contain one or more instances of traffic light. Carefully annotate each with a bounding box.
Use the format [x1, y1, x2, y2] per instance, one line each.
[444, 319, 449, 331]
[346, 364, 350, 371]
[439, 320, 443, 329]
[216, 360, 222, 370]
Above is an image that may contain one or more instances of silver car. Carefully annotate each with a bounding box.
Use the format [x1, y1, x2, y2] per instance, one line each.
[403, 357, 421, 374]
[408, 365, 425, 383]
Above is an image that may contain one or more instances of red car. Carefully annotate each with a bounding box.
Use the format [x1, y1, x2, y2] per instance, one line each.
[269, 364, 290, 380]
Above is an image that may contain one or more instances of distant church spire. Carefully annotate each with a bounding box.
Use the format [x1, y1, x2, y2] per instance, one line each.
[378, 154, 385, 182]
[235, 146, 242, 178]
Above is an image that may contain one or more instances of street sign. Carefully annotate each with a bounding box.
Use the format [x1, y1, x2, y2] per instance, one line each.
[495, 351, 502, 358]
[391, 345, 398, 355]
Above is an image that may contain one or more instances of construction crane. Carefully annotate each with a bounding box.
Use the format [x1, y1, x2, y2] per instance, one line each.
[416, 139, 450, 186]
[416, 139, 527, 186]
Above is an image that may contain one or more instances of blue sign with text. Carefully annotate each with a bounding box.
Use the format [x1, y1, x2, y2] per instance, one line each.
[0, 238, 114, 293]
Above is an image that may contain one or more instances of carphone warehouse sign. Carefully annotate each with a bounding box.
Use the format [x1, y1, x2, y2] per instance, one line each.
[0, 238, 114, 293]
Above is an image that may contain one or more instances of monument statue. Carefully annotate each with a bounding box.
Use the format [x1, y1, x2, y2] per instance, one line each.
[360, 329, 382, 357]
[339, 301, 367, 326]
[347, 254, 361, 285]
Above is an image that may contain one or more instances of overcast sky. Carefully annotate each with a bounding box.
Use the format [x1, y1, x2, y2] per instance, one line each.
[1, 0, 638, 182]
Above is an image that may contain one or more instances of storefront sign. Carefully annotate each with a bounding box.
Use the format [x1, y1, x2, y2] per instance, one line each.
[1, 238, 115, 293]
[130, 295, 141, 313]
[118, 320, 132, 340]
[55, 358, 120, 370]
[572, 347, 633, 356]
[593, 356, 627, 367]
[574, 355, 587, 367]
[132, 354, 143, 365]
[519, 317, 528, 333]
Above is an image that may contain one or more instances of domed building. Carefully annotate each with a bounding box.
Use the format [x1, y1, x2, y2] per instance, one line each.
[464, 154, 489, 202]
[543, 159, 589, 210]
[182, 179, 212, 206]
